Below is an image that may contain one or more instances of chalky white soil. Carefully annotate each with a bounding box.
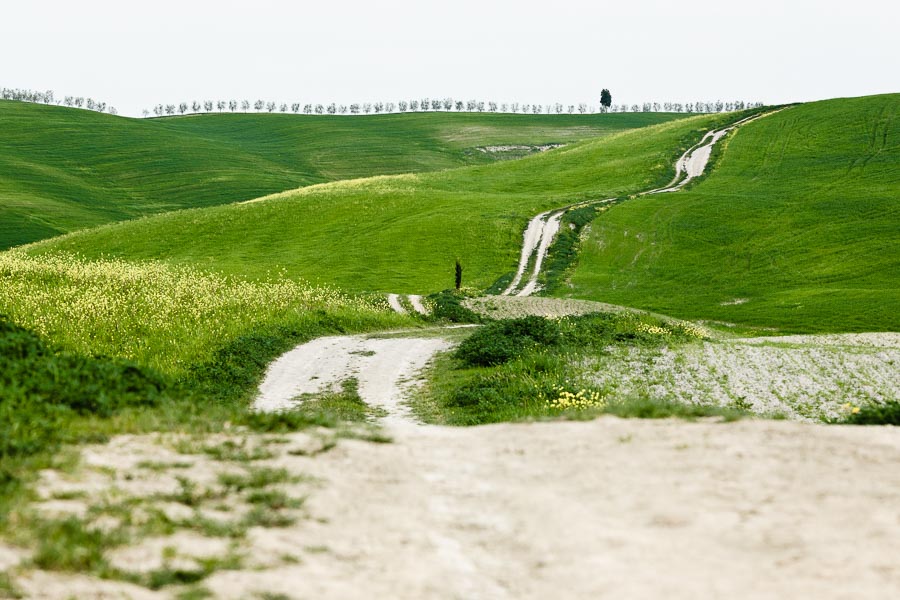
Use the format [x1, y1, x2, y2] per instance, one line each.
[586, 334, 900, 421]
[8, 420, 900, 599]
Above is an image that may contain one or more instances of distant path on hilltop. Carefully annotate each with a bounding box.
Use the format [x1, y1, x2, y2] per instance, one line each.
[501, 110, 781, 297]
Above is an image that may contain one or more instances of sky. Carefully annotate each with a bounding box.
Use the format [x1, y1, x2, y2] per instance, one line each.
[2, 0, 898, 117]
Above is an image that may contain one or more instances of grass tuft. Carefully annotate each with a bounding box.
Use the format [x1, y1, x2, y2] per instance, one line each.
[842, 400, 900, 426]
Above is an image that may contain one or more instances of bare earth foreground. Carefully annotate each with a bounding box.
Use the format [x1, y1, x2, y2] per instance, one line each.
[222, 420, 900, 600]
[9, 420, 900, 599]
[6, 330, 900, 599]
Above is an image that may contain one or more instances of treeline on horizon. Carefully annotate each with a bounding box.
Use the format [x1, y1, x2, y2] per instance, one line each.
[2, 86, 764, 118]
[1, 87, 118, 115]
[146, 97, 764, 117]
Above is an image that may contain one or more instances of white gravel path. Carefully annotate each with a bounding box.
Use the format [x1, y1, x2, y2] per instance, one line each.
[647, 111, 774, 194]
[501, 211, 550, 295]
[516, 210, 564, 297]
[254, 332, 451, 429]
[386, 293, 407, 314]
[408, 294, 428, 315]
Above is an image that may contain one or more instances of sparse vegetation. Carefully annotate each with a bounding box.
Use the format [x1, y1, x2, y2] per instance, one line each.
[31, 517, 122, 572]
[290, 378, 385, 423]
[218, 467, 295, 492]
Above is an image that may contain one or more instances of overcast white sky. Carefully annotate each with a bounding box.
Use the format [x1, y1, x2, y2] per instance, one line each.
[3, 0, 898, 116]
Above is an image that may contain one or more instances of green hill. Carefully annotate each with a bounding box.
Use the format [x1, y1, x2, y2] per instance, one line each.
[30, 113, 733, 292]
[0, 100, 681, 249]
[564, 94, 900, 332]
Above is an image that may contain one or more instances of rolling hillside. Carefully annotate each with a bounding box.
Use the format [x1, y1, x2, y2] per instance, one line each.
[30, 113, 735, 292]
[564, 94, 900, 332]
[0, 100, 681, 249]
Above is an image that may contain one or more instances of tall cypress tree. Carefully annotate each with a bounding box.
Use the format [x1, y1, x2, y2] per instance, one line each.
[600, 89, 612, 110]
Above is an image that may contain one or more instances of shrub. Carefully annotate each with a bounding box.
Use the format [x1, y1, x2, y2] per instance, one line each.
[843, 400, 900, 426]
[427, 290, 482, 323]
[444, 371, 557, 425]
[454, 316, 561, 366]
[0, 317, 166, 458]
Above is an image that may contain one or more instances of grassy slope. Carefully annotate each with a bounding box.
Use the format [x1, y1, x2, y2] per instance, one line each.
[0, 100, 680, 249]
[565, 94, 900, 333]
[32, 113, 736, 293]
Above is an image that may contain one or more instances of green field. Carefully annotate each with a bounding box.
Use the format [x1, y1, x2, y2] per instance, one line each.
[0, 100, 681, 249]
[29, 113, 732, 292]
[11, 95, 899, 333]
[564, 94, 900, 333]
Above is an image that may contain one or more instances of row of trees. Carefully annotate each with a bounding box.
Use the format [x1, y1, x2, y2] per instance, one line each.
[0, 87, 118, 115]
[144, 97, 764, 118]
[0, 86, 764, 118]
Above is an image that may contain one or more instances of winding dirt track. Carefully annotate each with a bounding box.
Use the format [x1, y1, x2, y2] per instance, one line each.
[502, 111, 773, 296]
[8, 112, 899, 599]
[255, 333, 451, 428]
[236, 111, 899, 598]
[243, 329, 900, 599]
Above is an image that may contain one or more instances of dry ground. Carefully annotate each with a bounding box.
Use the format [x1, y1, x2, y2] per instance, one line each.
[5, 418, 900, 599]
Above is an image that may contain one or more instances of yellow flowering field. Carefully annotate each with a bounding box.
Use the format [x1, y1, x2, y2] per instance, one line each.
[0, 251, 411, 376]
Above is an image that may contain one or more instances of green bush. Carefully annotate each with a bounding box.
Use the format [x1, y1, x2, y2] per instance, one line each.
[444, 370, 558, 425]
[844, 400, 900, 426]
[427, 290, 483, 323]
[0, 317, 166, 458]
[454, 316, 561, 366]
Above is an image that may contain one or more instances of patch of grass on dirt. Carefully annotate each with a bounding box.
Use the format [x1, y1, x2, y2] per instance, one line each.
[0, 572, 23, 599]
[257, 593, 292, 600]
[142, 552, 242, 591]
[202, 439, 275, 463]
[176, 586, 214, 600]
[246, 489, 305, 511]
[218, 467, 295, 493]
[168, 477, 222, 507]
[292, 378, 386, 423]
[137, 460, 194, 471]
[241, 506, 298, 529]
[31, 517, 124, 573]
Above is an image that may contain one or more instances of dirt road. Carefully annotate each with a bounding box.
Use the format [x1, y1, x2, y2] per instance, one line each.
[196, 418, 899, 600]
[503, 111, 779, 296]
[11, 327, 900, 599]
[254, 332, 451, 428]
[19, 421, 899, 599]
